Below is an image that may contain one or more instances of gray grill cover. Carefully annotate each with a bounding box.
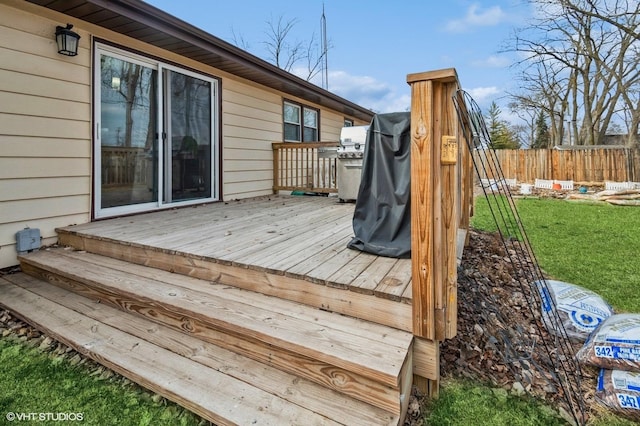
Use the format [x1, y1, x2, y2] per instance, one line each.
[347, 112, 412, 258]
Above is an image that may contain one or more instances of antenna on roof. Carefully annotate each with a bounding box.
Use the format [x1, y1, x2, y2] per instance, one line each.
[321, 3, 328, 90]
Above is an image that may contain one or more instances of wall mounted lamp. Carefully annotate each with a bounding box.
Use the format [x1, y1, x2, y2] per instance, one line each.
[55, 24, 80, 56]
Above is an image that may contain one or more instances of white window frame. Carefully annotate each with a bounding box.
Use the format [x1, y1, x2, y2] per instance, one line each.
[283, 100, 319, 142]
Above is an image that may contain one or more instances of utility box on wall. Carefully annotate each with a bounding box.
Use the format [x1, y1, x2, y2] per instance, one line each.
[15, 228, 41, 253]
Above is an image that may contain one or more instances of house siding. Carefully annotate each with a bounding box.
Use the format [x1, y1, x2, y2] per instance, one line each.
[222, 78, 282, 198]
[0, 0, 368, 268]
[0, 2, 92, 268]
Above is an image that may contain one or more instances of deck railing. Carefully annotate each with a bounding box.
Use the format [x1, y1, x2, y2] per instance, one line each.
[101, 146, 150, 186]
[272, 142, 340, 193]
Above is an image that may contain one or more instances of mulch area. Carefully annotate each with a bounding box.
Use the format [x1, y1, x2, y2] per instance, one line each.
[404, 228, 603, 425]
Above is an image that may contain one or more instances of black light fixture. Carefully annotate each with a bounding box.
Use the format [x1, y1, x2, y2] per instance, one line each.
[55, 24, 80, 56]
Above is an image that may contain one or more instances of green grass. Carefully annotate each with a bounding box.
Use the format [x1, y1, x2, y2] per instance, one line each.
[424, 380, 564, 426]
[472, 196, 640, 312]
[460, 195, 640, 426]
[0, 336, 205, 426]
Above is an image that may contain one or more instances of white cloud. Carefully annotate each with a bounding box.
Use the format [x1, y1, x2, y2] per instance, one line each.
[302, 69, 410, 113]
[466, 86, 501, 104]
[472, 54, 511, 68]
[445, 4, 508, 33]
[331, 71, 410, 113]
[328, 71, 390, 99]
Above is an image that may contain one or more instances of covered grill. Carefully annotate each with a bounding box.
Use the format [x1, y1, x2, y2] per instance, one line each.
[347, 112, 412, 258]
[336, 125, 368, 201]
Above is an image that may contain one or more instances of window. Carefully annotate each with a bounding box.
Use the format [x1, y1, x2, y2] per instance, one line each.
[284, 101, 319, 142]
[284, 102, 300, 141]
[344, 118, 354, 127]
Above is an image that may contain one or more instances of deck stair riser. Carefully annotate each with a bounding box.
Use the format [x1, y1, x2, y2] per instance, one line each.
[18, 248, 413, 417]
[0, 274, 400, 425]
[57, 230, 413, 332]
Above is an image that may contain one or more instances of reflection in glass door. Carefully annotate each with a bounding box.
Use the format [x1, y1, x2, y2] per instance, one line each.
[164, 69, 212, 203]
[99, 54, 158, 210]
[95, 44, 218, 218]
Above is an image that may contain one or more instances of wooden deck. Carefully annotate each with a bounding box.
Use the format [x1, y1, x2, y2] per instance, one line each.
[0, 68, 470, 424]
[2, 196, 420, 425]
[56, 195, 414, 331]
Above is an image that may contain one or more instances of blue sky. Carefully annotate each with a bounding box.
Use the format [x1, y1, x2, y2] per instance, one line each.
[145, 0, 530, 118]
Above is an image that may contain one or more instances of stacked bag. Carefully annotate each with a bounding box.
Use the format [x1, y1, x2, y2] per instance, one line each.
[577, 314, 640, 421]
[535, 280, 640, 421]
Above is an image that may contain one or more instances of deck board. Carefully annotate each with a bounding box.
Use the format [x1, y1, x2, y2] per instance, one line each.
[21, 249, 411, 389]
[0, 276, 345, 426]
[374, 259, 413, 301]
[57, 195, 413, 303]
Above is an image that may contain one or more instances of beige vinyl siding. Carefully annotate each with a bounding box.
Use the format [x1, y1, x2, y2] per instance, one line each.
[0, 2, 91, 268]
[0, 0, 371, 267]
[221, 79, 281, 198]
[322, 110, 351, 140]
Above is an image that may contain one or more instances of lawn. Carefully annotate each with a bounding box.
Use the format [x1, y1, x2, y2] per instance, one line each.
[0, 335, 205, 426]
[0, 196, 638, 425]
[471, 196, 640, 313]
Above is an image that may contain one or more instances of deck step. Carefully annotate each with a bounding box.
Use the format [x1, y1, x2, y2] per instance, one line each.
[18, 248, 413, 418]
[0, 273, 398, 425]
[56, 209, 414, 333]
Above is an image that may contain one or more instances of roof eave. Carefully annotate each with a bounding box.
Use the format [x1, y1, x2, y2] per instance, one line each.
[26, 0, 374, 122]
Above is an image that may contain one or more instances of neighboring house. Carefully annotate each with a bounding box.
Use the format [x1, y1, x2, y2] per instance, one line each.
[0, 0, 374, 268]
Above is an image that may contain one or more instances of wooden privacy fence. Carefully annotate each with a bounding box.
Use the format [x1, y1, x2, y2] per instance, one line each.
[272, 142, 339, 193]
[474, 148, 640, 183]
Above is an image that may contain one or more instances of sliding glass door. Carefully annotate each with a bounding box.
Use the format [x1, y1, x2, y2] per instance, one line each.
[94, 44, 218, 218]
[163, 69, 212, 203]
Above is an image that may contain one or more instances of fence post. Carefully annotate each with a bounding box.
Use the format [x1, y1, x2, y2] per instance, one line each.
[407, 68, 463, 396]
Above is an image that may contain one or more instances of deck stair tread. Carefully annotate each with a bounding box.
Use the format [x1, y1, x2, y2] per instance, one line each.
[18, 248, 413, 415]
[0, 273, 398, 426]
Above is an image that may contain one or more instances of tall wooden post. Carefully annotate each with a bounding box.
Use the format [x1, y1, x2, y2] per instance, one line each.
[407, 68, 464, 395]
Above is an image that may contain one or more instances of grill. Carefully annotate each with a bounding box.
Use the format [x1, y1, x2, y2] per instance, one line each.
[337, 125, 368, 201]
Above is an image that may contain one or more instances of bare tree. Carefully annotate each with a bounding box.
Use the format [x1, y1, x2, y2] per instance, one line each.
[230, 27, 251, 51]
[302, 32, 329, 82]
[508, 60, 570, 146]
[508, 0, 640, 146]
[560, 0, 640, 39]
[263, 15, 304, 72]
[231, 14, 331, 84]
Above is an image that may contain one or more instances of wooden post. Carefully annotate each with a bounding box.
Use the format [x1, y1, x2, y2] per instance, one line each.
[407, 68, 464, 395]
[272, 144, 280, 194]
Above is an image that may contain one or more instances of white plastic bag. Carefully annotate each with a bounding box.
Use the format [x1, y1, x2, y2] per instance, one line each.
[535, 279, 613, 341]
[577, 314, 640, 371]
